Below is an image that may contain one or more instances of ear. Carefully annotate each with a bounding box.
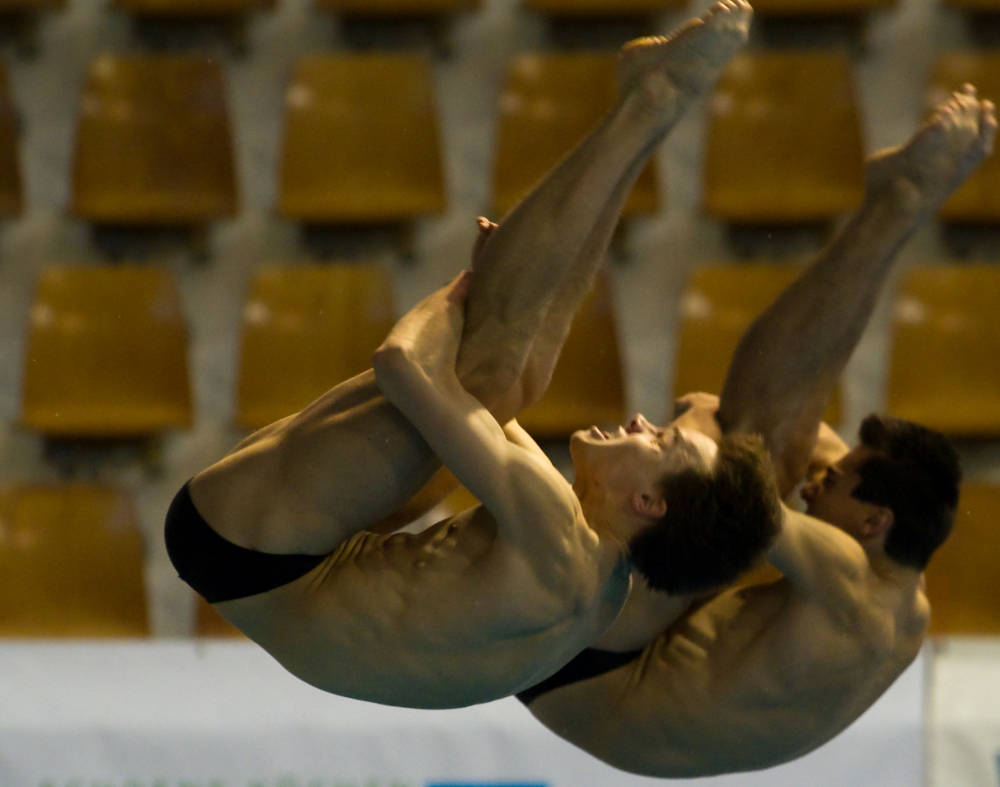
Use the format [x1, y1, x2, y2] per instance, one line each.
[631, 491, 667, 520]
[862, 506, 894, 538]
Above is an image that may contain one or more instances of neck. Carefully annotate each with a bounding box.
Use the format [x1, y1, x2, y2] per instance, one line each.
[580, 494, 631, 554]
[866, 548, 923, 589]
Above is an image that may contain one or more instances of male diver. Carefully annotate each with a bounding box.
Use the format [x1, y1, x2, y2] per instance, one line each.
[165, 1, 781, 710]
[519, 87, 995, 776]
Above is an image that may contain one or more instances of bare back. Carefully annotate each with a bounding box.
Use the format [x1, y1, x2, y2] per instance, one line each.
[528, 560, 927, 776]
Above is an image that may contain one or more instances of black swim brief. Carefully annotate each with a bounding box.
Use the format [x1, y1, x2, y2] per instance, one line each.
[164, 481, 328, 603]
[516, 647, 643, 706]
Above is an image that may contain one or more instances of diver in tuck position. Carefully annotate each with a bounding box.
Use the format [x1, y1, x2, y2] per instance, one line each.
[165, 1, 782, 710]
[517, 86, 994, 776]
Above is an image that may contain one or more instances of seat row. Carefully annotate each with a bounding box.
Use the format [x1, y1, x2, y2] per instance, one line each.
[0, 477, 997, 637]
[1, 50, 1000, 246]
[6, 0, 1000, 22]
[19, 260, 1000, 442]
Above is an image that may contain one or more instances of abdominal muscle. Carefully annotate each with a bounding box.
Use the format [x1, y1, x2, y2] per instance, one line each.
[213, 505, 615, 709]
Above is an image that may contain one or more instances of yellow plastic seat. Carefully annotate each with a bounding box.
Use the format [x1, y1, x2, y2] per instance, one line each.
[278, 54, 445, 225]
[522, 0, 685, 17]
[71, 54, 237, 226]
[942, 0, 1000, 10]
[317, 0, 479, 15]
[236, 263, 396, 431]
[0, 63, 21, 218]
[886, 265, 1000, 437]
[517, 272, 625, 437]
[674, 264, 840, 425]
[0, 485, 148, 637]
[926, 484, 1000, 635]
[113, 0, 272, 15]
[749, 0, 895, 13]
[0, 0, 65, 9]
[703, 52, 865, 225]
[929, 53, 1000, 223]
[21, 265, 192, 438]
[493, 52, 658, 220]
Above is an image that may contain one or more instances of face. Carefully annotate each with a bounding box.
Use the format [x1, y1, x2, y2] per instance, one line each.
[570, 414, 718, 500]
[800, 445, 881, 540]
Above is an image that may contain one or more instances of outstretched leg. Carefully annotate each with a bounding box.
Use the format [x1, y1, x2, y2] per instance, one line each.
[459, 1, 754, 412]
[187, 3, 753, 557]
[717, 86, 996, 495]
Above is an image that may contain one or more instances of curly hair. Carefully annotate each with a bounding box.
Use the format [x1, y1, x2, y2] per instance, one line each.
[628, 433, 782, 594]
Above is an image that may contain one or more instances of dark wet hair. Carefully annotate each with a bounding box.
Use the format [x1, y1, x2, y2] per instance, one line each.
[852, 414, 961, 570]
[628, 433, 782, 594]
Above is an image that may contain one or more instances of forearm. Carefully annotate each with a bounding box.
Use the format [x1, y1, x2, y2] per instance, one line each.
[717, 190, 920, 491]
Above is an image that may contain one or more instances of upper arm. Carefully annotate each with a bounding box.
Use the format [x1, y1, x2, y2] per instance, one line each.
[768, 504, 871, 613]
[372, 346, 572, 539]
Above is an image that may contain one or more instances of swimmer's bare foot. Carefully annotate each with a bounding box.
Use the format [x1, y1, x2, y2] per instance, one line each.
[617, 0, 752, 128]
[865, 85, 997, 217]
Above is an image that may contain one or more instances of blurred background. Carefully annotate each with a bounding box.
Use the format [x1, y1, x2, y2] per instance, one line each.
[0, 0, 997, 784]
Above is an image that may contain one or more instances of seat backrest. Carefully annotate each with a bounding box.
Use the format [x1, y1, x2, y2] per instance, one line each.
[0, 63, 21, 218]
[929, 52, 1000, 222]
[516, 271, 625, 436]
[113, 0, 272, 13]
[703, 51, 864, 224]
[237, 263, 396, 430]
[887, 264, 1000, 436]
[317, 0, 479, 13]
[747, 0, 895, 13]
[674, 263, 840, 425]
[940, 0, 1000, 10]
[925, 484, 1000, 635]
[72, 53, 237, 224]
[21, 265, 192, 437]
[0, 0, 67, 9]
[0, 485, 148, 637]
[521, 0, 685, 18]
[493, 52, 658, 219]
[278, 53, 445, 223]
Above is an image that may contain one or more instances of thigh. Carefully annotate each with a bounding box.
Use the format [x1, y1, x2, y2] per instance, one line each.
[189, 369, 444, 555]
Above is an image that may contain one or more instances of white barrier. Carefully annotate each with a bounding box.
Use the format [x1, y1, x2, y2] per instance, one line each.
[929, 638, 1000, 787]
[0, 641, 925, 787]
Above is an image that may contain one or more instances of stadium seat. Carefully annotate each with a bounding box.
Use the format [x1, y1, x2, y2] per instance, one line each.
[493, 52, 658, 220]
[112, 0, 273, 15]
[749, 0, 895, 14]
[925, 484, 1000, 635]
[886, 264, 1000, 437]
[674, 263, 840, 425]
[941, 0, 1000, 11]
[0, 62, 21, 218]
[521, 0, 685, 18]
[703, 52, 865, 225]
[71, 54, 237, 226]
[20, 265, 192, 438]
[278, 54, 445, 227]
[0, 484, 148, 637]
[516, 271, 625, 437]
[316, 0, 479, 15]
[929, 52, 1000, 223]
[236, 263, 396, 431]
